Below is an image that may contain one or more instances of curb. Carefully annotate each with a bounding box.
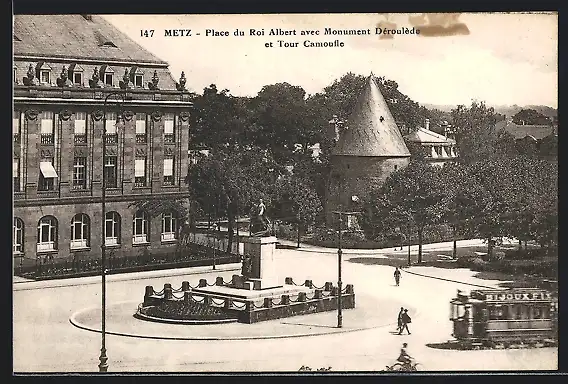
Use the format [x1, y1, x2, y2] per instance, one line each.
[14, 264, 241, 292]
[277, 240, 488, 256]
[69, 300, 417, 341]
[401, 269, 503, 290]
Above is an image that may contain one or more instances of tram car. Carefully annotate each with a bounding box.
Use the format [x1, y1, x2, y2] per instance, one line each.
[449, 288, 558, 348]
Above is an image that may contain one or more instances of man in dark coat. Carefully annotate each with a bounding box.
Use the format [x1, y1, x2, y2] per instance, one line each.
[399, 309, 411, 335]
[397, 307, 404, 333]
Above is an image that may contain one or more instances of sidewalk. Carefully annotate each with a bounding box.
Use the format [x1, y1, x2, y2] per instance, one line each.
[276, 238, 504, 255]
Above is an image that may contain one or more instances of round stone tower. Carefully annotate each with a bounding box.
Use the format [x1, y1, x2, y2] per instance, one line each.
[325, 75, 411, 224]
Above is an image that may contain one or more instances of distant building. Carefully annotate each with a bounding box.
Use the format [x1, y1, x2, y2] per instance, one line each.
[497, 119, 557, 159]
[13, 15, 193, 267]
[325, 75, 410, 224]
[404, 119, 458, 166]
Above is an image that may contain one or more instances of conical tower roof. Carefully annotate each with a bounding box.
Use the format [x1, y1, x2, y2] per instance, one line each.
[332, 75, 410, 157]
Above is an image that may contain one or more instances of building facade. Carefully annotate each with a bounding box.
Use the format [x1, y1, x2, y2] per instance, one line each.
[13, 15, 193, 267]
[404, 119, 458, 167]
[325, 75, 411, 224]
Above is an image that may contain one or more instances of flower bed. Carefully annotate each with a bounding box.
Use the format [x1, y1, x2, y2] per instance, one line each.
[141, 300, 236, 321]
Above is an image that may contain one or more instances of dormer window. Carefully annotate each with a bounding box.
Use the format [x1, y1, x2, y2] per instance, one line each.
[74, 72, 82, 85]
[40, 68, 51, 85]
[67, 63, 84, 86]
[99, 65, 115, 87]
[105, 73, 113, 86]
[95, 31, 117, 48]
[134, 74, 143, 88]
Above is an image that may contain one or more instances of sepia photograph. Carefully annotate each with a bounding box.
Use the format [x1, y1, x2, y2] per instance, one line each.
[12, 12, 558, 373]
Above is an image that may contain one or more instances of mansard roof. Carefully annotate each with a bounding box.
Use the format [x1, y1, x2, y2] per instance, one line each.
[14, 15, 167, 65]
[332, 75, 410, 157]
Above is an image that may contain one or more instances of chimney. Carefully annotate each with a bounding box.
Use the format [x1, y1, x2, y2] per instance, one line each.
[425, 119, 430, 131]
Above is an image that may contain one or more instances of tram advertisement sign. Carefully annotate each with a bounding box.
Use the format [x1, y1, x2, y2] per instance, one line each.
[481, 290, 552, 302]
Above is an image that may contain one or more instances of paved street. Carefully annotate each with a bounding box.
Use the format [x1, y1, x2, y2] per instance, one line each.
[13, 240, 557, 372]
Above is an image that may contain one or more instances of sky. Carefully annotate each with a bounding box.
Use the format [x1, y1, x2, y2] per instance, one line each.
[103, 13, 558, 108]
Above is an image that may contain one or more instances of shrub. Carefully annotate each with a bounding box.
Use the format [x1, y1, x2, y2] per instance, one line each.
[470, 257, 489, 271]
[505, 247, 558, 260]
[276, 223, 297, 241]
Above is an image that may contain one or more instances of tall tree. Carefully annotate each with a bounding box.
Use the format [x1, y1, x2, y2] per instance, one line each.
[273, 173, 323, 247]
[191, 84, 248, 150]
[362, 160, 446, 263]
[186, 146, 279, 252]
[451, 101, 500, 164]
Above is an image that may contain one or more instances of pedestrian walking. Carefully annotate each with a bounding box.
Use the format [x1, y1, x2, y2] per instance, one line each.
[399, 309, 412, 335]
[397, 307, 404, 333]
[394, 267, 401, 286]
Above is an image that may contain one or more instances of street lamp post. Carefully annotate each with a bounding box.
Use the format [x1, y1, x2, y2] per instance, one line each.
[99, 90, 126, 372]
[332, 210, 359, 328]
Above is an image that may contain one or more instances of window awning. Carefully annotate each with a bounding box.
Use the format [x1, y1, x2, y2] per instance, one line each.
[40, 161, 58, 178]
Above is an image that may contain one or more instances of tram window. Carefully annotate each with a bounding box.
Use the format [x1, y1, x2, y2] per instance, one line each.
[457, 305, 465, 318]
[489, 306, 506, 320]
[514, 305, 527, 320]
[533, 307, 542, 319]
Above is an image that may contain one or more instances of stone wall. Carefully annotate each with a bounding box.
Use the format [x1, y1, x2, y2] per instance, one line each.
[325, 155, 410, 223]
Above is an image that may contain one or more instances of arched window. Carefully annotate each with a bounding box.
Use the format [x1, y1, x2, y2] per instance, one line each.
[70, 213, 90, 249]
[161, 212, 178, 242]
[133, 210, 149, 244]
[37, 216, 58, 252]
[13, 217, 24, 254]
[105, 211, 121, 245]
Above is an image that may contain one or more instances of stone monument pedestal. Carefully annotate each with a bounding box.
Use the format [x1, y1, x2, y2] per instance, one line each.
[242, 236, 281, 290]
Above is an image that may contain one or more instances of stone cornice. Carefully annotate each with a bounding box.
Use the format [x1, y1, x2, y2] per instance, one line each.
[14, 191, 191, 208]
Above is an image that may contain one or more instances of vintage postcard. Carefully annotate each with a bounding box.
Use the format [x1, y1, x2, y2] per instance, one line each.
[13, 12, 558, 373]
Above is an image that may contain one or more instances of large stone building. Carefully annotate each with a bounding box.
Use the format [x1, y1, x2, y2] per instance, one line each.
[325, 75, 411, 223]
[13, 15, 193, 268]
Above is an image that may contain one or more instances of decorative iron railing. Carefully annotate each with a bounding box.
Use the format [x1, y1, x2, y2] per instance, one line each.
[14, 240, 240, 280]
[40, 134, 54, 144]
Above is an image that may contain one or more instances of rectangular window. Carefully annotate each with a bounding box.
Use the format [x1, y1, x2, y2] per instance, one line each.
[134, 158, 146, 187]
[104, 73, 113, 86]
[104, 156, 117, 188]
[105, 112, 118, 144]
[13, 159, 20, 192]
[105, 213, 120, 246]
[133, 212, 149, 243]
[73, 72, 82, 85]
[164, 114, 175, 143]
[163, 157, 174, 185]
[134, 74, 143, 88]
[135, 113, 147, 143]
[73, 157, 87, 189]
[13, 67, 17, 84]
[40, 111, 54, 144]
[13, 112, 20, 143]
[74, 112, 87, 144]
[40, 70, 50, 84]
[161, 213, 178, 242]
